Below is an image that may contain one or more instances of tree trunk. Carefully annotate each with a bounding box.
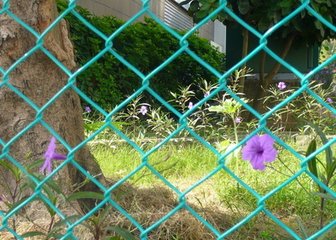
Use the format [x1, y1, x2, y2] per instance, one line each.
[250, 50, 266, 115]
[253, 34, 296, 113]
[238, 28, 249, 93]
[0, 0, 104, 208]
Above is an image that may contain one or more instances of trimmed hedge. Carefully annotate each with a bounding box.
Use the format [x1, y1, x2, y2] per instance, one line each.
[58, 2, 225, 109]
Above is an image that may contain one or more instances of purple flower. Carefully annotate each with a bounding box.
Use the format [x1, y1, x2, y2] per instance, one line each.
[326, 98, 333, 103]
[140, 105, 148, 115]
[40, 137, 67, 174]
[188, 102, 193, 109]
[235, 117, 242, 124]
[277, 82, 286, 90]
[204, 92, 210, 98]
[85, 106, 91, 113]
[242, 134, 277, 171]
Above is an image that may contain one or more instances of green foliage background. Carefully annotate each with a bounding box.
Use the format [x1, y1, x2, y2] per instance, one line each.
[57, 1, 225, 110]
[186, 0, 336, 44]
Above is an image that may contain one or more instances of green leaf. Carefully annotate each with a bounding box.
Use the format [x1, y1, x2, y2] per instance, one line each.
[199, 0, 210, 4]
[0, 160, 21, 181]
[314, 20, 325, 37]
[98, 206, 112, 224]
[21, 231, 46, 238]
[52, 215, 82, 230]
[27, 159, 44, 172]
[217, 140, 231, 152]
[306, 139, 318, 178]
[209, 99, 243, 116]
[7, 196, 30, 213]
[313, 192, 336, 201]
[295, 216, 309, 238]
[106, 226, 137, 240]
[258, 17, 270, 32]
[111, 121, 126, 130]
[44, 178, 63, 195]
[277, 0, 293, 9]
[201, 2, 212, 11]
[331, 179, 336, 188]
[84, 121, 104, 131]
[189, 1, 200, 14]
[21, 178, 59, 216]
[238, 0, 250, 15]
[84, 121, 124, 132]
[319, 174, 328, 185]
[208, 105, 225, 113]
[47, 233, 65, 239]
[327, 159, 336, 181]
[66, 191, 104, 201]
[195, 9, 209, 20]
[307, 122, 333, 165]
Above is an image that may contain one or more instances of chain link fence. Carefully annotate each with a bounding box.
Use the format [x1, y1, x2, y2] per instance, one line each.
[1, 0, 335, 239]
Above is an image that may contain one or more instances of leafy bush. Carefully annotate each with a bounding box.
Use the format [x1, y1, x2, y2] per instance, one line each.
[316, 39, 336, 90]
[57, 1, 225, 110]
[264, 81, 335, 133]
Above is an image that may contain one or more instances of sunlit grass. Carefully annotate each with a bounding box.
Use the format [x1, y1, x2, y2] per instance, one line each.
[92, 140, 336, 239]
[93, 142, 217, 184]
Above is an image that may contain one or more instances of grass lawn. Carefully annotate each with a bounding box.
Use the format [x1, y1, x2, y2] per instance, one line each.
[92, 140, 336, 240]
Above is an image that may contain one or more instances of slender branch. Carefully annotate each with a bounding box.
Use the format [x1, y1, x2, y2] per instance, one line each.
[259, 50, 266, 84]
[239, 28, 249, 93]
[253, 34, 296, 113]
[252, 50, 267, 112]
[320, 193, 326, 229]
[275, 156, 311, 196]
[47, 216, 55, 235]
[264, 34, 296, 89]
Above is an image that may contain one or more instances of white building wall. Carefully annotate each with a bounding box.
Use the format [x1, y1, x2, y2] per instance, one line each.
[214, 20, 226, 53]
[164, 0, 193, 31]
[77, 0, 162, 20]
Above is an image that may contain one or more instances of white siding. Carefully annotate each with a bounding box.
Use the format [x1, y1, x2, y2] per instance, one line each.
[164, 0, 193, 31]
[214, 20, 226, 52]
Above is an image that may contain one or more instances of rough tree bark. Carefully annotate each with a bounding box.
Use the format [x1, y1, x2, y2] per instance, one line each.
[0, 0, 104, 207]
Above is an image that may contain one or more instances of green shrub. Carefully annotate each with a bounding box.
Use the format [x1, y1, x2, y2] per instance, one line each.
[57, 1, 225, 110]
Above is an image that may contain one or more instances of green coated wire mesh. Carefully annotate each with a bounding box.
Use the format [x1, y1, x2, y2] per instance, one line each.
[0, 0, 335, 239]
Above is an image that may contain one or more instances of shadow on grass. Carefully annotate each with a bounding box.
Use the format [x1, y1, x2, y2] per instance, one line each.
[107, 182, 319, 240]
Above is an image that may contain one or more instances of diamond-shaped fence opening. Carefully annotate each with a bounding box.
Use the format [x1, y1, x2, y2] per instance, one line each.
[264, 176, 333, 236]
[1, 0, 336, 239]
[111, 178, 178, 231]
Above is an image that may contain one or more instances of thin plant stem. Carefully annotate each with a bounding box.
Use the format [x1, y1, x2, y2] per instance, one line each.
[276, 157, 311, 196]
[47, 215, 55, 236]
[320, 193, 326, 229]
[231, 115, 239, 173]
